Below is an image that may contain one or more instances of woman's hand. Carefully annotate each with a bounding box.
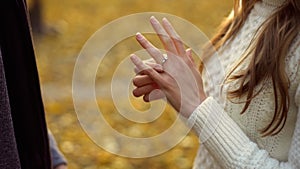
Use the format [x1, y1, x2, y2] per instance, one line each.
[131, 16, 206, 118]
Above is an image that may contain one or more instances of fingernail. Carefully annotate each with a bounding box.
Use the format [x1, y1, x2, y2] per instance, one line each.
[162, 17, 170, 25]
[150, 16, 158, 24]
[130, 54, 137, 61]
[162, 17, 168, 22]
[136, 32, 143, 40]
[150, 16, 156, 20]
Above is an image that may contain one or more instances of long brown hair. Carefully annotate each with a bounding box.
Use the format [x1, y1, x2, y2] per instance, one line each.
[200, 0, 300, 136]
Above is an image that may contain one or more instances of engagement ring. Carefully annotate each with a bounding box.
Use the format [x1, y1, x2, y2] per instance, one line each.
[161, 54, 168, 65]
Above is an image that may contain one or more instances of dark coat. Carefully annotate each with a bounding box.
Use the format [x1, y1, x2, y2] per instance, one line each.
[0, 0, 51, 168]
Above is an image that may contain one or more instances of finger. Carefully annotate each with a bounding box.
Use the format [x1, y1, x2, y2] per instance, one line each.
[134, 62, 163, 74]
[143, 89, 165, 102]
[133, 84, 158, 97]
[145, 62, 164, 72]
[134, 66, 141, 74]
[134, 58, 159, 74]
[149, 16, 177, 55]
[136, 33, 164, 64]
[133, 75, 155, 87]
[186, 48, 195, 63]
[130, 54, 164, 86]
[162, 18, 186, 57]
[186, 48, 192, 58]
[143, 58, 163, 72]
[143, 58, 155, 64]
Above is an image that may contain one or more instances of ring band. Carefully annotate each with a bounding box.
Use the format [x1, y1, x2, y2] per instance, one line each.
[161, 54, 168, 65]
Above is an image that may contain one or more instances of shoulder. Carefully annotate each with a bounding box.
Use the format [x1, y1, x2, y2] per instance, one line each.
[289, 33, 300, 58]
[290, 33, 300, 57]
[286, 33, 300, 82]
[288, 34, 300, 106]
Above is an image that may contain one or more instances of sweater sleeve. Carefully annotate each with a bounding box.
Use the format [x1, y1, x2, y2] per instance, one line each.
[187, 91, 300, 168]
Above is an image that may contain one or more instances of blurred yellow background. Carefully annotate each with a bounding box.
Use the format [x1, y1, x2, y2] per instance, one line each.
[30, 0, 232, 168]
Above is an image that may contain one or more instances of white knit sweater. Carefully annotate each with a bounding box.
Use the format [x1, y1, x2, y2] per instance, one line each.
[187, 0, 300, 168]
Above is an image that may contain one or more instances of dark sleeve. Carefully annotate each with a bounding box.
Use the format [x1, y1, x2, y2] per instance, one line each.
[48, 131, 67, 167]
[0, 0, 52, 168]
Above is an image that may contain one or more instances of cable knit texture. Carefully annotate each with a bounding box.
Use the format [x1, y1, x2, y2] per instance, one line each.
[187, 0, 300, 168]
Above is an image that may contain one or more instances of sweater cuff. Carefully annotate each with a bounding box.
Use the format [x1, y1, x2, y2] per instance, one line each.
[187, 97, 253, 167]
[187, 97, 225, 143]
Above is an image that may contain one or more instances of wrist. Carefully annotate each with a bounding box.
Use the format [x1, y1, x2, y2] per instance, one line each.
[182, 97, 204, 118]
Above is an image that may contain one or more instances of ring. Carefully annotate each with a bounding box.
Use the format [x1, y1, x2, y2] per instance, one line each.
[161, 54, 168, 65]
